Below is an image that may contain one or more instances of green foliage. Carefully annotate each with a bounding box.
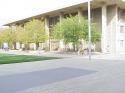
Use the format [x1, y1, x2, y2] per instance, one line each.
[0, 19, 48, 50]
[24, 19, 48, 43]
[0, 28, 16, 47]
[53, 15, 101, 45]
[83, 23, 101, 44]
[15, 26, 25, 42]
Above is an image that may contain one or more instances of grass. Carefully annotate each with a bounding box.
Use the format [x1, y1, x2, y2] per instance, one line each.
[0, 53, 59, 64]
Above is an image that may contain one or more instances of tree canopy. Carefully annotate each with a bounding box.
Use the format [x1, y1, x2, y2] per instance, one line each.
[24, 19, 48, 43]
[0, 19, 48, 49]
[0, 28, 16, 47]
[52, 16, 101, 50]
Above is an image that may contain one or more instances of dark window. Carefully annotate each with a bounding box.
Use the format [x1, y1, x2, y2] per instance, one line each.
[120, 40, 124, 48]
[120, 26, 124, 33]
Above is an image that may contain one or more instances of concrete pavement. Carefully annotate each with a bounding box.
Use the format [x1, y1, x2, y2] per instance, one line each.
[0, 56, 125, 93]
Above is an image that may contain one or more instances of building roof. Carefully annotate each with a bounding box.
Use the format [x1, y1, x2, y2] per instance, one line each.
[4, 0, 125, 26]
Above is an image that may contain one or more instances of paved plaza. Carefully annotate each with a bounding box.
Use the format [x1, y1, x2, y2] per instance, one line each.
[0, 54, 125, 93]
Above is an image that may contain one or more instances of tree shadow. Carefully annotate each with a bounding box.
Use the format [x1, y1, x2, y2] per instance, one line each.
[0, 67, 96, 93]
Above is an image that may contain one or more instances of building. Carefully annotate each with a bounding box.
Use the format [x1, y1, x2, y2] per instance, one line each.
[4, 0, 125, 53]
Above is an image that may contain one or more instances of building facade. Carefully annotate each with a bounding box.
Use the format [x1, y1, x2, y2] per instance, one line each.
[4, 0, 125, 53]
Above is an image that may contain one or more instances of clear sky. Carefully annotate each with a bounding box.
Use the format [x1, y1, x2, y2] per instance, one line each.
[0, 0, 86, 27]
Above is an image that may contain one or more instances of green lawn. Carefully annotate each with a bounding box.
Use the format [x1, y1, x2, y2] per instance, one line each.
[0, 53, 59, 64]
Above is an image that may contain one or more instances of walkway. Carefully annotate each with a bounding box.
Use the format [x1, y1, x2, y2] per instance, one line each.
[0, 56, 125, 93]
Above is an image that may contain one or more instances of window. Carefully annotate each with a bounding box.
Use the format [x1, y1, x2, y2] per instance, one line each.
[120, 40, 124, 48]
[64, 14, 70, 18]
[49, 16, 59, 28]
[120, 26, 124, 33]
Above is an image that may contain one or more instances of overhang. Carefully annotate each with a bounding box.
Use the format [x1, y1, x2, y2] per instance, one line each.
[4, 0, 125, 26]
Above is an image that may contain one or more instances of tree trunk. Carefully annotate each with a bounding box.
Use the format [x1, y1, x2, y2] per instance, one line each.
[13, 42, 16, 50]
[25, 43, 30, 50]
[36, 42, 39, 50]
[0, 43, 2, 49]
[9, 42, 13, 50]
[20, 42, 22, 49]
[73, 43, 76, 52]
[76, 44, 79, 52]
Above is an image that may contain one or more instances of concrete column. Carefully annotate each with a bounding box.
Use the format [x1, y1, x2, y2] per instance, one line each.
[78, 8, 83, 17]
[78, 8, 86, 50]
[60, 12, 64, 22]
[113, 6, 118, 53]
[101, 4, 107, 53]
[107, 5, 118, 54]
[45, 16, 50, 38]
[45, 16, 50, 51]
[9, 24, 16, 50]
[59, 12, 65, 51]
[16, 42, 20, 50]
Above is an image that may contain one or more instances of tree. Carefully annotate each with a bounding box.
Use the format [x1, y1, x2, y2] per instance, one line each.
[0, 31, 3, 48]
[15, 26, 24, 43]
[53, 16, 100, 51]
[13, 26, 25, 49]
[24, 19, 48, 50]
[0, 28, 16, 49]
[0, 19, 48, 50]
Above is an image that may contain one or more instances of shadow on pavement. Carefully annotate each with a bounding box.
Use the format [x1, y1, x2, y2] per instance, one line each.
[0, 67, 96, 93]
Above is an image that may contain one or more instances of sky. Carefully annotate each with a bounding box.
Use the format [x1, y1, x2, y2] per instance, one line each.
[0, 0, 87, 27]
